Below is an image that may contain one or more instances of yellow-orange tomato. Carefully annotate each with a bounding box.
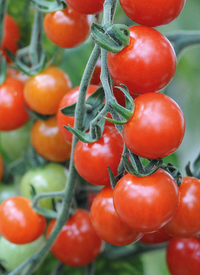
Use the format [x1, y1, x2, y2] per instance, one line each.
[31, 116, 71, 162]
[0, 154, 3, 182]
[24, 66, 72, 115]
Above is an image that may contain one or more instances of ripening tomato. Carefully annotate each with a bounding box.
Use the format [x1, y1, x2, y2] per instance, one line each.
[74, 125, 124, 186]
[24, 66, 72, 115]
[166, 237, 200, 275]
[139, 229, 172, 245]
[0, 77, 29, 131]
[0, 196, 46, 244]
[0, 14, 20, 62]
[46, 209, 103, 267]
[43, 6, 91, 48]
[91, 186, 143, 246]
[107, 26, 176, 95]
[66, 0, 104, 14]
[163, 177, 200, 238]
[57, 85, 99, 144]
[122, 93, 185, 159]
[119, 0, 186, 27]
[31, 116, 72, 162]
[0, 154, 3, 182]
[113, 169, 179, 233]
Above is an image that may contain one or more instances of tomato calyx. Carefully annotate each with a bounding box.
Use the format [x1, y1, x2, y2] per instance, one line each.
[185, 152, 200, 179]
[161, 162, 182, 186]
[31, 0, 67, 13]
[0, 54, 7, 84]
[91, 23, 130, 53]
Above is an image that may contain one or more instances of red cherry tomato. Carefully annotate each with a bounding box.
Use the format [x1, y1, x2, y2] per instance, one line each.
[91, 186, 143, 246]
[43, 6, 91, 48]
[57, 85, 99, 144]
[113, 169, 179, 233]
[24, 66, 72, 115]
[166, 237, 200, 275]
[74, 125, 124, 186]
[31, 116, 72, 162]
[122, 93, 185, 159]
[139, 229, 172, 245]
[66, 0, 104, 14]
[0, 77, 29, 131]
[46, 209, 103, 267]
[107, 26, 176, 95]
[0, 196, 46, 244]
[119, 0, 186, 27]
[163, 177, 200, 238]
[1, 14, 20, 62]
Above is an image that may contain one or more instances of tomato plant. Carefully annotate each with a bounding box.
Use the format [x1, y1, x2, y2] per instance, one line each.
[0, 77, 29, 131]
[122, 92, 185, 159]
[0, 196, 46, 244]
[43, 6, 91, 48]
[66, 0, 104, 14]
[46, 209, 103, 267]
[107, 25, 176, 95]
[31, 116, 72, 162]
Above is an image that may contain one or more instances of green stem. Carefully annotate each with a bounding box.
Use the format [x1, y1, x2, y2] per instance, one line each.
[32, 191, 65, 207]
[0, 0, 7, 47]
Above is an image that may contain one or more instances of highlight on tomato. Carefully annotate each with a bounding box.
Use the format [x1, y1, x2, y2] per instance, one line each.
[66, 0, 104, 14]
[31, 116, 72, 162]
[122, 92, 185, 159]
[0, 196, 46, 244]
[91, 186, 143, 246]
[113, 169, 179, 233]
[0, 77, 29, 131]
[43, 5, 91, 48]
[107, 25, 177, 95]
[24, 66, 72, 115]
[74, 125, 124, 186]
[46, 209, 103, 267]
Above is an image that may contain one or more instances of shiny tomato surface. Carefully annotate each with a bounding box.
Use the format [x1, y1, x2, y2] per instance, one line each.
[107, 26, 176, 95]
[66, 0, 104, 14]
[139, 228, 172, 245]
[113, 169, 179, 233]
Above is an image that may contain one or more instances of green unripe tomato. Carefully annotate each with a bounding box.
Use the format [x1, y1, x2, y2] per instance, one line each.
[0, 235, 45, 271]
[20, 163, 68, 209]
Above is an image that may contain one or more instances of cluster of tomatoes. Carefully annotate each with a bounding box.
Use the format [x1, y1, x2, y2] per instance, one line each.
[0, 0, 200, 275]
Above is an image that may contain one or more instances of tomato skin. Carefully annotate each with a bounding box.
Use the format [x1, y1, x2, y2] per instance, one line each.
[31, 116, 71, 162]
[166, 237, 200, 275]
[74, 125, 124, 186]
[119, 0, 186, 27]
[107, 26, 176, 95]
[24, 66, 72, 115]
[43, 6, 91, 48]
[91, 186, 143, 246]
[113, 169, 179, 233]
[1, 14, 20, 62]
[46, 209, 103, 267]
[139, 229, 172, 245]
[57, 85, 99, 144]
[66, 0, 104, 14]
[122, 93, 185, 159]
[163, 177, 200, 238]
[0, 77, 29, 131]
[0, 196, 46, 244]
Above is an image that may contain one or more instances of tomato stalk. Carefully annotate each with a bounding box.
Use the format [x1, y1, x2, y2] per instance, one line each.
[0, 0, 7, 84]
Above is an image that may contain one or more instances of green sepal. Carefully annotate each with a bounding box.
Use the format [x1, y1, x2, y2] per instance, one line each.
[185, 162, 193, 177]
[31, 0, 67, 13]
[65, 124, 100, 143]
[162, 162, 182, 186]
[123, 154, 143, 177]
[109, 102, 133, 120]
[30, 184, 37, 200]
[101, 115, 126, 125]
[115, 84, 134, 113]
[60, 103, 76, 117]
[108, 166, 117, 189]
[143, 158, 163, 176]
[25, 108, 54, 121]
[0, 54, 7, 84]
[91, 23, 130, 53]
[33, 205, 58, 219]
[191, 152, 200, 178]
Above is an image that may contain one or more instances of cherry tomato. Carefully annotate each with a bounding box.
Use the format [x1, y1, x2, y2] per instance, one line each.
[0, 154, 3, 182]
[113, 169, 179, 233]
[0, 77, 29, 131]
[0, 235, 45, 271]
[122, 93, 185, 159]
[107, 26, 176, 95]
[119, 0, 186, 27]
[74, 125, 124, 186]
[46, 209, 103, 267]
[166, 237, 200, 275]
[91, 186, 143, 246]
[20, 163, 68, 209]
[139, 229, 172, 245]
[0, 14, 20, 62]
[66, 0, 104, 14]
[31, 116, 72, 162]
[163, 177, 200, 238]
[57, 85, 99, 144]
[24, 66, 72, 115]
[43, 6, 91, 48]
[0, 196, 46, 244]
